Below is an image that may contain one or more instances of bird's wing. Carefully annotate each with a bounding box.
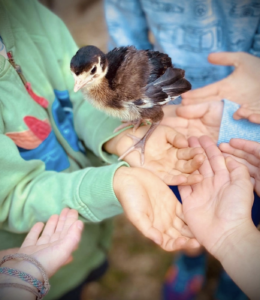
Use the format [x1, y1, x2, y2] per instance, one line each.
[105, 47, 130, 88]
[138, 68, 191, 108]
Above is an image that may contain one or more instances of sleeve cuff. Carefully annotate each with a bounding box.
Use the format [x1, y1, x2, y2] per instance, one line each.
[218, 99, 260, 145]
[77, 162, 128, 222]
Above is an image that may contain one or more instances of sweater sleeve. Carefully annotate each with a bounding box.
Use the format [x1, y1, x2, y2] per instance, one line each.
[0, 132, 126, 233]
[217, 99, 260, 145]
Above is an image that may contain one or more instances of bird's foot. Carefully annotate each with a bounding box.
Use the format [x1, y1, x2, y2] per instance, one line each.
[118, 122, 159, 165]
[113, 119, 142, 133]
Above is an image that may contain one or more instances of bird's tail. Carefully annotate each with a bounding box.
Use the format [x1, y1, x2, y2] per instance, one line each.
[153, 67, 191, 97]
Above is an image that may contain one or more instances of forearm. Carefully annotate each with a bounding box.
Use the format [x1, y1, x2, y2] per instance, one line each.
[213, 223, 260, 299]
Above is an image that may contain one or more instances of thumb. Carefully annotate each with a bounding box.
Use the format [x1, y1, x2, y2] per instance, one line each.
[182, 82, 221, 101]
[176, 102, 210, 119]
[208, 52, 241, 67]
[233, 107, 255, 120]
[225, 157, 251, 183]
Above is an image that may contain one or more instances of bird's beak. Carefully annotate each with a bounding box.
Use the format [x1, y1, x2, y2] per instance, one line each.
[74, 79, 85, 93]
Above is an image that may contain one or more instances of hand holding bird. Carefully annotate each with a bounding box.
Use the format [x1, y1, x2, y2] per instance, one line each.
[71, 45, 191, 164]
[105, 124, 205, 186]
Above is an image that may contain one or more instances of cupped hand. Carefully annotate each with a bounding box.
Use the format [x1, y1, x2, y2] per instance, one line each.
[17, 208, 83, 278]
[219, 139, 260, 196]
[182, 52, 260, 105]
[179, 136, 254, 257]
[114, 166, 200, 252]
[161, 101, 223, 143]
[106, 124, 205, 186]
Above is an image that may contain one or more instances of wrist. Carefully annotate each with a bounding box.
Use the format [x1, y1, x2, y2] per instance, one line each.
[105, 125, 150, 158]
[0, 260, 43, 282]
[210, 220, 258, 262]
[113, 166, 131, 202]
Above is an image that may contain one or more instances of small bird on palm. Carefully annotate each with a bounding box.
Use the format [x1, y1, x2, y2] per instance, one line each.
[71, 45, 191, 164]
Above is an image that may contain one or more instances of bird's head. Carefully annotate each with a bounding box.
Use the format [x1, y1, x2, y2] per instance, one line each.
[70, 45, 108, 92]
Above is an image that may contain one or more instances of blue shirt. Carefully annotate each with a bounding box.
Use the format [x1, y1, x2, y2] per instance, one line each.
[105, 0, 260, 88]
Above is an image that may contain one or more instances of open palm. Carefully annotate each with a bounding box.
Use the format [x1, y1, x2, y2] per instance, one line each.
[179, 136, 254, 255]
[17, 208, 83, 278]
[161, 102, 223, 143]
[118, 125, 205, 185]
[114, 167, 200, 252]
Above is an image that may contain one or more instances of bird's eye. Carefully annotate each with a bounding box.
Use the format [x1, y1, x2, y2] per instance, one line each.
[91, 66, 97, 75]
[75, 71, 80, 76]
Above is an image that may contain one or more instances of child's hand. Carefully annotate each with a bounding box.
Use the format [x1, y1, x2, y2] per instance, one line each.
[181, 52, 260, 107]
[161, 102, 223, 143]
[2, 208, 84, 279]
[233, 104, 260, 124]
[114, 166, 200, 252]
[179, 136, 254, 257]
[219, 139, 260, 196]
[106, 124, 205, 186]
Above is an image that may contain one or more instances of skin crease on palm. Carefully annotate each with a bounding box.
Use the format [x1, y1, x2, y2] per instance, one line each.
[181, 52, 260, 124]
[161, 101, 223, 143]
[113, 166, 201, 252]
[219, 139, 260, 197]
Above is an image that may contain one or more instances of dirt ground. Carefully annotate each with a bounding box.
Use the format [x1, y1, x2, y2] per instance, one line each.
[40, 1, 222, 299]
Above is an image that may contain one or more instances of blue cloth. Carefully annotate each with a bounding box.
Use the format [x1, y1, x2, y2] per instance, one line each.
[104, 0, 260, 89]
[218, 99, 260, 145]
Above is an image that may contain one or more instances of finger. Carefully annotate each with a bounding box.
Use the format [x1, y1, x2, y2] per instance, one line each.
[176, 152, 205, 173]
[225, 157, 252, 185]
[182, 95, 222, 105]
[182, 83, 221, 100]
[53, 208, 70, 234]
[177, 147, 205, 160]
[174, 237, 201, 251]
[128, 212, 163, 246]
[248, 113, 260, 124]
[60, 220, 84, 254]
[60, 209, 79, 239]
[199, 136, 227, 173]
[178, 185, 192, 200]
[229, 139, 260, 157]
[176, 102, 210, 119]
[172, 218, 195, 238]
[220, 142, 260, 167]
[178, 173, 203, 186]
[188, 136, 201, 148]
[36, 215, 59, 245]
[233, 107, 254, 120]
[167, 130, 188, 148]
[208, 51, 243, 67]
[21, 222, 44, 248]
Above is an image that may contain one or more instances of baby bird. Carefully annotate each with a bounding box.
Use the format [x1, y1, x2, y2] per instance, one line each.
[70, 45, 191, 164]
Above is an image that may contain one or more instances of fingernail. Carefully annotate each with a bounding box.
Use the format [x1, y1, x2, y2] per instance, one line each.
[77, 221, 84, 230]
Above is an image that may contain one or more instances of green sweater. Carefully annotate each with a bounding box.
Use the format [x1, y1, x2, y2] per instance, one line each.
[0, 0, 128, 298]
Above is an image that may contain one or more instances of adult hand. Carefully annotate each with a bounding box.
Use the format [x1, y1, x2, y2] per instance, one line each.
[178, 136, 254, 257]
[4, 208, 84, 278]
[161, 102, 223, 143]
[219, 139, 260, 196]
[114, 166, 200, 252]
[105, 124, 205, 186]
[182, 52, 260, 105]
